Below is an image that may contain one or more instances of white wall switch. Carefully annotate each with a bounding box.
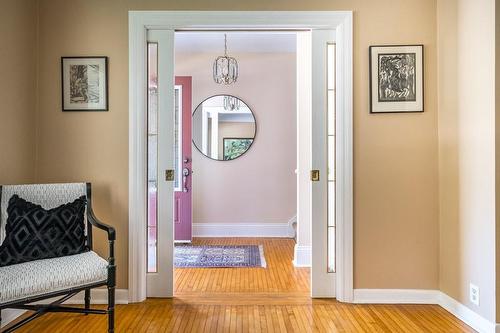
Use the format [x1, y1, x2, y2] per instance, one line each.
[469, 283, 479, 306]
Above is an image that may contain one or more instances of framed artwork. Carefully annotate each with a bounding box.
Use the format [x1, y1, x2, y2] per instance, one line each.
[61, 56, 108, 111]
[223, 138, 254, 161]
[369, 45, 423, 113]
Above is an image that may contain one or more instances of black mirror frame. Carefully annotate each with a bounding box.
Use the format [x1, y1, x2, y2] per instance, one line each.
[191, 94, 257, 162]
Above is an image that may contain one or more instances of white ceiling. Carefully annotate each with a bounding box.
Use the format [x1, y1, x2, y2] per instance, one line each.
[175, 32, 296, 53]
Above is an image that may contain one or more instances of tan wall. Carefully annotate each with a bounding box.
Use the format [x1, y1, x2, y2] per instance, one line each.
[36, 0, 439, 290]
[175, 52, 297, 226]
[0, 0, 37, 184]
[438, 0, 496, 322]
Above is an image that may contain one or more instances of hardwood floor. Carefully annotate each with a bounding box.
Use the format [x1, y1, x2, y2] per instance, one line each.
[175, 238, 309, 295]
[9, 238, 474, 332]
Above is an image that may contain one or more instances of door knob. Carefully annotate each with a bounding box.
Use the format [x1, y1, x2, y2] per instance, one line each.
[182, 168, 190, 192]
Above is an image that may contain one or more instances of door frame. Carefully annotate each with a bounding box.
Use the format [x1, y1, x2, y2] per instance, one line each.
[128, 10, 353, 303]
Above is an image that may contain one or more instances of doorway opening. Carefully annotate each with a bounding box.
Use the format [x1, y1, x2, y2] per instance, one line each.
[128, 11, 353, 303]
[146, 30, 336, 297]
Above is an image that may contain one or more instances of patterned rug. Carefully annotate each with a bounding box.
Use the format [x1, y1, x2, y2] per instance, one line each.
[174, 245, 266, 268]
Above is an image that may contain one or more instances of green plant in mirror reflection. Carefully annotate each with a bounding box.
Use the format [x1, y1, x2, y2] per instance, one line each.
[223, 138, 253, 160]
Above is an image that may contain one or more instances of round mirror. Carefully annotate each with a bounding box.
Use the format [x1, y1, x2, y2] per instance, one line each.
[192, 95, 256, 161]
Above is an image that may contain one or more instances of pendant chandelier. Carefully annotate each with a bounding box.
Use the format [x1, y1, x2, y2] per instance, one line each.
[213, 34, 238, 85]
[224, 95, 240, 111]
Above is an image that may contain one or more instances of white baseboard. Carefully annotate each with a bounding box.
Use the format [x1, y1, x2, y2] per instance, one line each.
[353, 289, 439, 304]
[193, 222, 294, 238]
[288, 215, 297, 239]
[292, 244, 311, 267]
[1, 289, 128, 328]
[438, 292, 497, 333]
[61, 288, 129, 305]
[353, 289, 498, 333]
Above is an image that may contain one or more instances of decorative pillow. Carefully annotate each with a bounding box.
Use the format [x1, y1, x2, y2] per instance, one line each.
[0, 195, 87, 267]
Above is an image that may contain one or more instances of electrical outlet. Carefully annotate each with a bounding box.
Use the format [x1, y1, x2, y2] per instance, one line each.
[469, 283, 480, 306]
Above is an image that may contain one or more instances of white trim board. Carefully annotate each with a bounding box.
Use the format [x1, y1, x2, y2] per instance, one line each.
[61, 288, 129, 305]
[438, 292, 498, 333]
[353, 289, 498, 333]
[1, 289, 128, 328]
[292, 244, 311, 267]
[193, 222, 295, 238]
[129, 10, 353, 303]
[353, 289, 439, 304]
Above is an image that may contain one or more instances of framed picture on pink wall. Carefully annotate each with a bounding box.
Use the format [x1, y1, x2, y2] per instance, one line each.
[369, 45, 424, 113]
[223, 138, 254, 161]
[61, 56, 108, 111]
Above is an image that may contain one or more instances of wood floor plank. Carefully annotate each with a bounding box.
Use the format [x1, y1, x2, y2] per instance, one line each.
[8, 238, 476, 332]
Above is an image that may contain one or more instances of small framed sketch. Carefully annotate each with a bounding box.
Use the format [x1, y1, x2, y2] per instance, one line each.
[61, 56, 108, 111]
[369, 45, 423, 113]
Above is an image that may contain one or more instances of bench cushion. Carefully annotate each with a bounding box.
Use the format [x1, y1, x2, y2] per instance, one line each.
[0, 251, 107, 305]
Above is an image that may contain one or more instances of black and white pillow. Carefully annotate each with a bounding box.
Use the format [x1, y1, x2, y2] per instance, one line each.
[0, 195, 87, 267]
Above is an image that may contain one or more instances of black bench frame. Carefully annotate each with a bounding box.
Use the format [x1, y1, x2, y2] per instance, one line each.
[0, 183, 116, 333]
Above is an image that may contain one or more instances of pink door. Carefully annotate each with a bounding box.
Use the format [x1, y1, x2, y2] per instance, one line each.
[174, 76, 192, 241]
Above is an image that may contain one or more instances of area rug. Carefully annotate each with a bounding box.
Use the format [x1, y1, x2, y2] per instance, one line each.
[174, 245, 266, 268]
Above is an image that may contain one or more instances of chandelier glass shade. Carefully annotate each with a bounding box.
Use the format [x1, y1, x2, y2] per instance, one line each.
[224, 95, 240, 111]
[213, 34, 238, 85]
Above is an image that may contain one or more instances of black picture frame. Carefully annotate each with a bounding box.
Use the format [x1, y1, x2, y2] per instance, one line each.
[61, 56, 109, 111]
[369, 45, 424, 113]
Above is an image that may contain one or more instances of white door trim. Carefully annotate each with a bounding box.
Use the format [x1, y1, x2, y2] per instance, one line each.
[128, 10, 353, 303]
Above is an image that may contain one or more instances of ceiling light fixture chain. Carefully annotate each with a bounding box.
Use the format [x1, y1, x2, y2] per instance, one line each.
[224, 34, 228, 56]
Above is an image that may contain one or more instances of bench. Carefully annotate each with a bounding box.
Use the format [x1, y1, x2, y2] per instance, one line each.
[0, 183, 116, 332]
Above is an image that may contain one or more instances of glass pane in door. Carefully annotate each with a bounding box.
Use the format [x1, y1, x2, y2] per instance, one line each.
[327, 43, 336, 273]
[174, 86, 183, 191]
[147, 43, 158, 273]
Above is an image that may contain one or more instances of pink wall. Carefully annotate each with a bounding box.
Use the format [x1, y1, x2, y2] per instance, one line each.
[175, 52, 297, 225]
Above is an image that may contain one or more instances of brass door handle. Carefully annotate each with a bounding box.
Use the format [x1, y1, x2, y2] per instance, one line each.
[310, 170, 320, 181]
[165, 169, 175, 181]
